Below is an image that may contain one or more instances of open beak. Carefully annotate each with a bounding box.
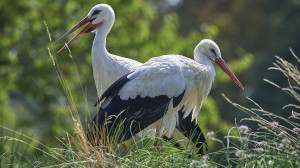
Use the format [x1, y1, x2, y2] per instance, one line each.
[215, 57, 244, 90]
[53, 16, 96, 53]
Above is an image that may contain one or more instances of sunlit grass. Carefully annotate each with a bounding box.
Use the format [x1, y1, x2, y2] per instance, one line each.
[217, 50, 300, 167]
[0, 22, 299, 167]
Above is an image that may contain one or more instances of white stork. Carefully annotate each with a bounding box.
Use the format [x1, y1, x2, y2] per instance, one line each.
[88, 39, 244, 148]
[53, 4, 141, 96]
[53, 4, 214, 153]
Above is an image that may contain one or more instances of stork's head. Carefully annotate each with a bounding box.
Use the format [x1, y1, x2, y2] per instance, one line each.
[87, 4, 115, 31]
[194, 39, 221, 62]
[194, 39, 244, 90]
[53, 4, 115, 52]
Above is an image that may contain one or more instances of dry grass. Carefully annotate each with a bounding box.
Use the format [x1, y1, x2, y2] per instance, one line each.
[46, 24, 121, 167]
[1, 22, 298, 167]
[220, 49, 299, 167]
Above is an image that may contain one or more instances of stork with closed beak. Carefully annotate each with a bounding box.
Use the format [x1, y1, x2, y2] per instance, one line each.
[88, 39, 244, 150]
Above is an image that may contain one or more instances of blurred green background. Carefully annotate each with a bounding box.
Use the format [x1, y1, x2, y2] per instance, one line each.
[0, 0, 299, 152]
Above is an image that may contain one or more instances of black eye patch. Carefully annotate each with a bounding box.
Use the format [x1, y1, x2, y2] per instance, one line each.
[92, 10, 101, 16]
[210, 48, 216, 55]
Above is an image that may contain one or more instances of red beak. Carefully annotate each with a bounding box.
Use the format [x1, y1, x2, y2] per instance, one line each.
[53, 16, 96, 53]
[214, 57, 244, 90]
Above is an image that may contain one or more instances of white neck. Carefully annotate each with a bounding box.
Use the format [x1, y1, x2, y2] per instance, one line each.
[194, 52, 214, 70]
[193, 51, 216, 86]
[91, 21, 114, 95]
[92, 20, 113, 55]
[190, 51, 216, 122]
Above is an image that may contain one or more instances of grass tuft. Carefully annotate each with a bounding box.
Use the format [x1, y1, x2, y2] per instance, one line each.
[1, 23, 299, 167]
[218, 50, 300, 167]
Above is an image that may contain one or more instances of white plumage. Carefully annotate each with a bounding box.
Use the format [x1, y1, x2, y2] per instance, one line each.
[91, 39, 244, 140]
[53, 4, 141, 96]
[110, 46, 215, 138]
[54, 4, 243, 154]
[89, 4, 141, 95]
[120, 55, 215, 121]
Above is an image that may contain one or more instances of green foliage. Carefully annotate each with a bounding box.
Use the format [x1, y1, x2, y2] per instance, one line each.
[1, 44, 298, 167]
[0, 0, 253, 165]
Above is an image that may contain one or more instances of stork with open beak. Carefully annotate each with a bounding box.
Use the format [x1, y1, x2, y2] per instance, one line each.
[53, 4, 142, 97]
[53, 4, 236, 154]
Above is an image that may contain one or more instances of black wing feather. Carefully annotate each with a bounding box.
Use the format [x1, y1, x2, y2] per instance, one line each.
[176, 107, 208, 154]
[89, 95, 171, 142]
[88, 72, 186, 143]
[173, 90, 185, 107]
[94, 73, 131, 106]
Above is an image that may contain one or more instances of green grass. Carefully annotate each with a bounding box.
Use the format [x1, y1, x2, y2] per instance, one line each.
[0, 26, 299, 167]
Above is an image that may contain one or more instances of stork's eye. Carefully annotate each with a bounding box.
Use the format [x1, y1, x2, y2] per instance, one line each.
[210, 48, 216, 55]
[92, 10, 101, 16]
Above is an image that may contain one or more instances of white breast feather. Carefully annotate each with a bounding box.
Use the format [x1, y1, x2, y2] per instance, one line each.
[117, 55, 215, 137]
[92, 51, 142, 96]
